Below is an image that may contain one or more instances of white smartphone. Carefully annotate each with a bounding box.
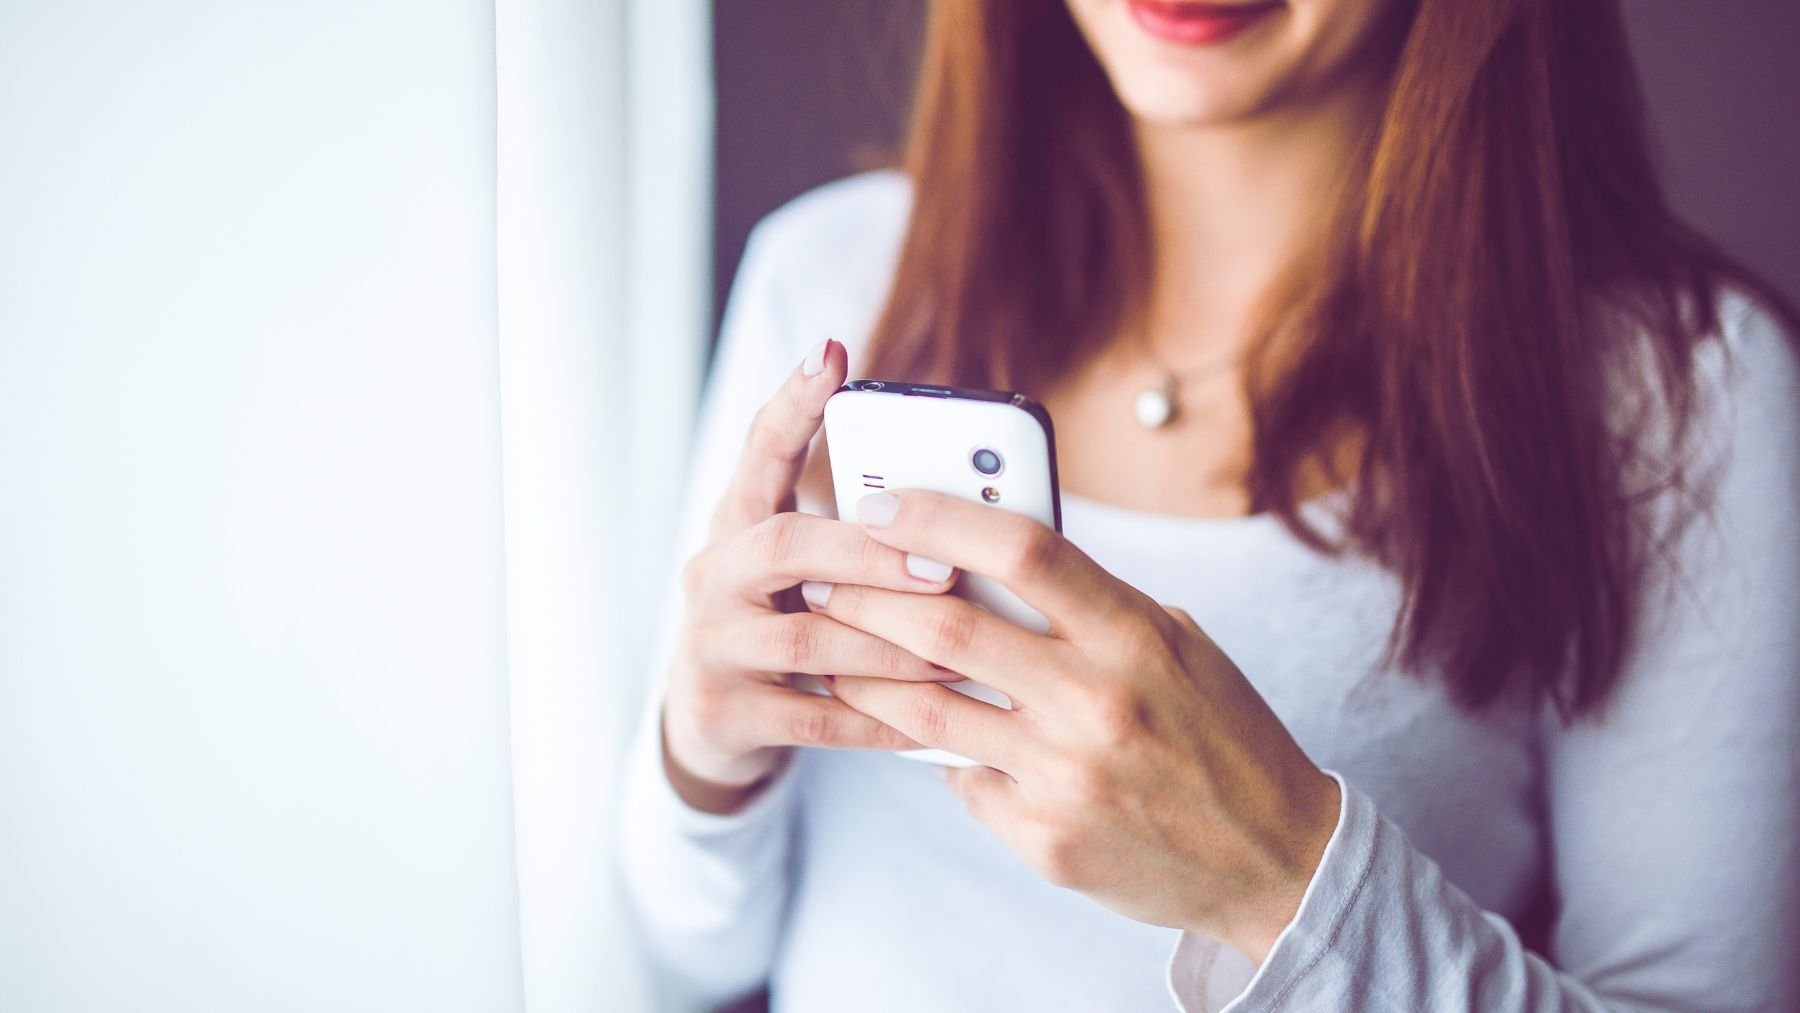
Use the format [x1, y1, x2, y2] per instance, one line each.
[823, 379, 1062, 768]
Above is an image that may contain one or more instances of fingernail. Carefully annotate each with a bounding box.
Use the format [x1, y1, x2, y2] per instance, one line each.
[906, 554, 952, 583]
[801, 339, 829, 377]
[800, 580, 833, 608]
[857, 492, 900, 527]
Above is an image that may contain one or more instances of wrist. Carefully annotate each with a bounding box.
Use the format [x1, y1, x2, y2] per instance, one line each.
[660, 707, 785, 815]
[1235, 769, 1341, 965]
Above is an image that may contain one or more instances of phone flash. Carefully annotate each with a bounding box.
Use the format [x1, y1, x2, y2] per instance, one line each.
[981, 486, 1001, 503]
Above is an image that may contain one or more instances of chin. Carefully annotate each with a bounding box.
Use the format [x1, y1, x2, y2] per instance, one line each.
[1065, 0, 1398, 129]
[1106, 64, 1282, 127]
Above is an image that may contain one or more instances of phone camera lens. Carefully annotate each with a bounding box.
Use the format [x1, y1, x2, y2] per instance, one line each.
[863, 381, 884, 391]
[971, 448, 1004, 477]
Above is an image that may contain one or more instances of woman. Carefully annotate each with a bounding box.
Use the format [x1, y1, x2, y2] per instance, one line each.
[620, 0, 1800, 1009]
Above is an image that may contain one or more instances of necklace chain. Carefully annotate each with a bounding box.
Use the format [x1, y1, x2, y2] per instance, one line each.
[1141, 326, 1240, 382]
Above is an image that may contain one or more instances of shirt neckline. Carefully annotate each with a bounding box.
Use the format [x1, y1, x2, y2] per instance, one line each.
[1059, 487, 1349, 543]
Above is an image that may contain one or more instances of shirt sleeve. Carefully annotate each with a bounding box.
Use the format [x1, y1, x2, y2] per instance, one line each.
[614, 217, 813, 1008]
[1170, 294, 1800, 1012]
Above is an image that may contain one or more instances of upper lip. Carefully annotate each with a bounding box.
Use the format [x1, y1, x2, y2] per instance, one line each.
[1140, 1, 1282, 9]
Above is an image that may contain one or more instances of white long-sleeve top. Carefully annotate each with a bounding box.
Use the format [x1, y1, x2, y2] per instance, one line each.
[616, 171, 1800, 1012]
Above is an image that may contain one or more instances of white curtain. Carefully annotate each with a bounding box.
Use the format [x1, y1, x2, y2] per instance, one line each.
[0, 0, 710, 1009]
[497, 0, 710, 1010]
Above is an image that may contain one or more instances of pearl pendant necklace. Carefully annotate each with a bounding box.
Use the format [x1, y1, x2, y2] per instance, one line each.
[1133, 373, 1179, 429]
[1130, 321, 1241, 431]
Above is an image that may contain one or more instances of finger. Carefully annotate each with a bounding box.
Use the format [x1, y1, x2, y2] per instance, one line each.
[748, 685, 923, 752]
[715, 512, 957, 601]
[942, 764, 1020, 824]
[708, 612, 959, 683]
[711, 339, 846, 537]
[852, 489, 1141, 637]
[805, 580, 1059, 701]
[829, 674, 1027, 772]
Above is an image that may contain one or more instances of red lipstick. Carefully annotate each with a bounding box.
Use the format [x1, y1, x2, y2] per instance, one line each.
[1127, 0, 1284, 45]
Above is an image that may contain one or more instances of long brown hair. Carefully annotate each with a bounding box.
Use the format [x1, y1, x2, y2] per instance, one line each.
[860, 0, 1796, 715]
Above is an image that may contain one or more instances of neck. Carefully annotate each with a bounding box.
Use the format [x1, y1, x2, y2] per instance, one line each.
[1129, 86, 1378, 367]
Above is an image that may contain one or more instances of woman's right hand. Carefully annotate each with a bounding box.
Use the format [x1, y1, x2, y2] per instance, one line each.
[661, 339, 959, 814]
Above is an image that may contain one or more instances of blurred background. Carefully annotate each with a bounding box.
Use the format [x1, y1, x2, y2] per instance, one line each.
[1, 2, 1794, 1012]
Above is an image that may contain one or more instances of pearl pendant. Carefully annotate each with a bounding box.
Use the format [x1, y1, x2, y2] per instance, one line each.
[1133, 375, 1177, 429]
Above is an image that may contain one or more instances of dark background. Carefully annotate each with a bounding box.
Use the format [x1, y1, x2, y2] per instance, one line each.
[712, 0, 1800, 336]
[711, 0, 924, 327]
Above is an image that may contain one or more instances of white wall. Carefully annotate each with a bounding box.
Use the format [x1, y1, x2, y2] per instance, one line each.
[0, 4, 524, 1011]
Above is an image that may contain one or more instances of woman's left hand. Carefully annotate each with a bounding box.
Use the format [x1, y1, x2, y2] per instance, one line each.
[803, 490, 1341, 964]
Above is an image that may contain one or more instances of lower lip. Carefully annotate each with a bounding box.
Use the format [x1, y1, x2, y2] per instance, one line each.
[1126, 0, 1283, 45]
